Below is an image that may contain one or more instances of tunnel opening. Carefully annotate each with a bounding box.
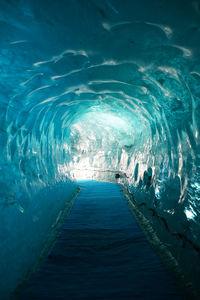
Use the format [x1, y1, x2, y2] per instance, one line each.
[0, 0, 200, 299]
[67, 107, 141, 182]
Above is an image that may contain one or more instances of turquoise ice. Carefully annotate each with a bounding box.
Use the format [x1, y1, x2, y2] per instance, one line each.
[0, 0, 200, 298]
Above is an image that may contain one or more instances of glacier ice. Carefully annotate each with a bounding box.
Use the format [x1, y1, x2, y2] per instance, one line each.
[0, 0, 200, 298]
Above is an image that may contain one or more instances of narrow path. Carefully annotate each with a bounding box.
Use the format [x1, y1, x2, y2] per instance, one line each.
[21, 181, 181, 299]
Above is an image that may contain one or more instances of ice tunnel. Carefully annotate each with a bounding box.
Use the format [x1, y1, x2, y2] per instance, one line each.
[0, 0, 200, 298]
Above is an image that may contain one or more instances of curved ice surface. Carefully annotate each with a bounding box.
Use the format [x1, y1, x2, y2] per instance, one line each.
[0, 0, 200, 298]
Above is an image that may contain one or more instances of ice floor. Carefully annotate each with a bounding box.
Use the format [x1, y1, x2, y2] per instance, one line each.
[20, 181, 181, 299]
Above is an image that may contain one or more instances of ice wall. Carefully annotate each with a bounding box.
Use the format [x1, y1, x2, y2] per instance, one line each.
[0, 0, 200, 298]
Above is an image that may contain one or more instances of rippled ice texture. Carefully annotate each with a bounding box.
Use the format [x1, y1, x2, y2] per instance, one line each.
[0, 0, 200, 298]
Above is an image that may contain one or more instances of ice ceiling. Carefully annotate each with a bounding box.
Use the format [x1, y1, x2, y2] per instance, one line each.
[0, 0, 200, 298]
[1, 0, 199, 218]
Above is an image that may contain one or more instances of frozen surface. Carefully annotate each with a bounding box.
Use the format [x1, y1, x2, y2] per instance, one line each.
[0, 0, 200, 298]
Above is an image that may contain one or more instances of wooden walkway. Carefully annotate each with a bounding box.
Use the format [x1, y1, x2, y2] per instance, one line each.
[21, 181, 181, 299]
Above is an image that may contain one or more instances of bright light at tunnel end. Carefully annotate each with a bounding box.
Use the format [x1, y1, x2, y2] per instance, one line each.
[67, 110, 136, 181]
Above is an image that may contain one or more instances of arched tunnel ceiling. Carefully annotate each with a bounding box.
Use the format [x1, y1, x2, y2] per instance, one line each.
[1, 0, 200, 217]
[0, 0, 199, 207]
